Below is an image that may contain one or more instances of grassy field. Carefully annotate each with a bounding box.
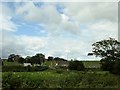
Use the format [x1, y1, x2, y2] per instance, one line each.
[82, 61, 100, 68]
[3, 61, 120, 89]
[3, 61, 23, 66]
[2, 70, 120, 89]
[3, 61, 101, 69]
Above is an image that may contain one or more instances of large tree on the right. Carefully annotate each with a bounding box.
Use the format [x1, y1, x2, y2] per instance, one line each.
[92, 38, 120, 74]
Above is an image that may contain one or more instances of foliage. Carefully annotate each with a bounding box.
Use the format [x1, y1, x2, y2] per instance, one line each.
[7, 53, 46, 65]
[92, 38, 120, 74]
[25, 53, 45, 65]
[111, 60, 120, 74]
[47, 56, 54, 61]
[8, 54, 16, 62]
[54, 57, 67, 61]
[92, 38, 120, 58]
[18, 57, 25, 64]
[2, 66, 48, 72]
[82, 61, 100, 69]
[68, 60, 85, 71]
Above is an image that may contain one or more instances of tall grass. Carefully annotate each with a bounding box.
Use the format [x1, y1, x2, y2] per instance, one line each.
[2, 71, 120, 89]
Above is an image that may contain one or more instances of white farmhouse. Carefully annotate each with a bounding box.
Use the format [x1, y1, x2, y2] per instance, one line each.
[23, 63, 32, 67]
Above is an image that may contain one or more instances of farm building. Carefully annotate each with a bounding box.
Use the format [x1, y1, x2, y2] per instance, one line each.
[23, 63, 32, 67]
[55, 59, 69, 67]
[33, 64, 40, 66]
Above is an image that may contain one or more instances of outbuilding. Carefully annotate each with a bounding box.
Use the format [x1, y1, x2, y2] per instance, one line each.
[23, 63, 32, 67]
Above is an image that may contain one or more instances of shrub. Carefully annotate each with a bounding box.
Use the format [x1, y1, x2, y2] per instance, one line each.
[2, 66, 48, 72]
[111, 61, 120, 75]
[68, 61, 85, 71]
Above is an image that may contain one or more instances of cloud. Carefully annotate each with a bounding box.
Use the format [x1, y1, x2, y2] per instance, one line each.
[62, 2, 118, 22]
[16, 2, 61, 24]
[0, 16, 18, 32]
[1, 2, 118, 60]
[15, 2, 80, 34]
[2, 32, 47, 58]
[80, 20, 118, 42]
[0, 3, 18, 32]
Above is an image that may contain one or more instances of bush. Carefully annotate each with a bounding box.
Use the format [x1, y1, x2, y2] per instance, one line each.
[100, 58, 120, 75]
[68, 61, 85, 71]
[2, 66, 48, 72]
[111, 61, 120, 75]
[100, 58, 114, 71]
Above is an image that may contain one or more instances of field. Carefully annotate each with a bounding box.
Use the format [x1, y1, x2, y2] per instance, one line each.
[3, 61, 100, 68]
[2, 70, 120, 89]
[2, 61, 120, 89]
[83, 61, 100, 68]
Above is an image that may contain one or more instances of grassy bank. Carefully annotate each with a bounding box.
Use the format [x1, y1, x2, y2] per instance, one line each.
[2, 70, 120, 89]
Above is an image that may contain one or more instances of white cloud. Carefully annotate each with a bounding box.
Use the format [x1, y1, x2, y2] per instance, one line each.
[0, 16, 17, 32]
[83, 20, 118, 41]
[63, 2, 118, 22]
[0, 3, 18, 32]
[15, 3, 81, 34]
[18, 35, 46, 52]
[2, 32, 47, 58]
[16, 2, 61, 24]
[1, 2, 118, 60]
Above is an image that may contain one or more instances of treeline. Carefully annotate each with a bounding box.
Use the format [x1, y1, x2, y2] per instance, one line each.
[3, 53, 85, 72]
[5, 53, 68, 65]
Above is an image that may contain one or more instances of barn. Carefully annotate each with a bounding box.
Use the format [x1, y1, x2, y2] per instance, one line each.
[23, 63, 32, 67]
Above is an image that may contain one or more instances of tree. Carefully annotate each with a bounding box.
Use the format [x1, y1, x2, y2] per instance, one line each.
[18, 57, 25, 64]
[35, 53, 45, 63]
[54, 57, 67, 61]
[47, 56, 54, 61]
[91, 38, 120, 74]
[68, 60, 85, 71]
[25, 53, 45, 65]
[8, 54, 16, 62]
[8, 54, 25, 64]
[25, 56, 31, 63]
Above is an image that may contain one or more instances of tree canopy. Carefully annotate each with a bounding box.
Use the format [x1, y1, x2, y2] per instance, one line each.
[91, 38, 120, 74]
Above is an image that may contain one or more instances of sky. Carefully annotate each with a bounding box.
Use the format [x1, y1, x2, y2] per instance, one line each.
[0, 1, 118, 60]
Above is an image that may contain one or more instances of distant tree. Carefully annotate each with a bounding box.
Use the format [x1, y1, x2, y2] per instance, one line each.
[35, 53, 45, 63]
[25, 53, 45, 65]
[68, 60, 85, 71]
[25, 56, 31, 63]
[54, 57, 60, 61]
[47, 56, 54, 61]
[18, 57, 25, 64]
[54, 57, 66, 61]
[8, 54, 16, 62]
[7, 54, 26, 64]
[14, 55, 21, 62]
[92, 38, 120, 74]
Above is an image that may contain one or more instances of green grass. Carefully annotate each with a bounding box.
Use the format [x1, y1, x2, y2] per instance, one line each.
[2, 60, 120, 89]
[43, 61, 101, 69]
[2, 70, 120, 88]
[83, 61, 100, 68]
[3, 60, 101, 68]
[3, 61, 23, 66]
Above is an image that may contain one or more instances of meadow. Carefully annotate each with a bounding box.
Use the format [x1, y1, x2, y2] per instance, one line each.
[2, 70, 120, 89]
[2, 61, 120, 89]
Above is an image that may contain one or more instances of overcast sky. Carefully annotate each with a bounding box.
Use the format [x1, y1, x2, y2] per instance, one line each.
[0, 2, 118, 60]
